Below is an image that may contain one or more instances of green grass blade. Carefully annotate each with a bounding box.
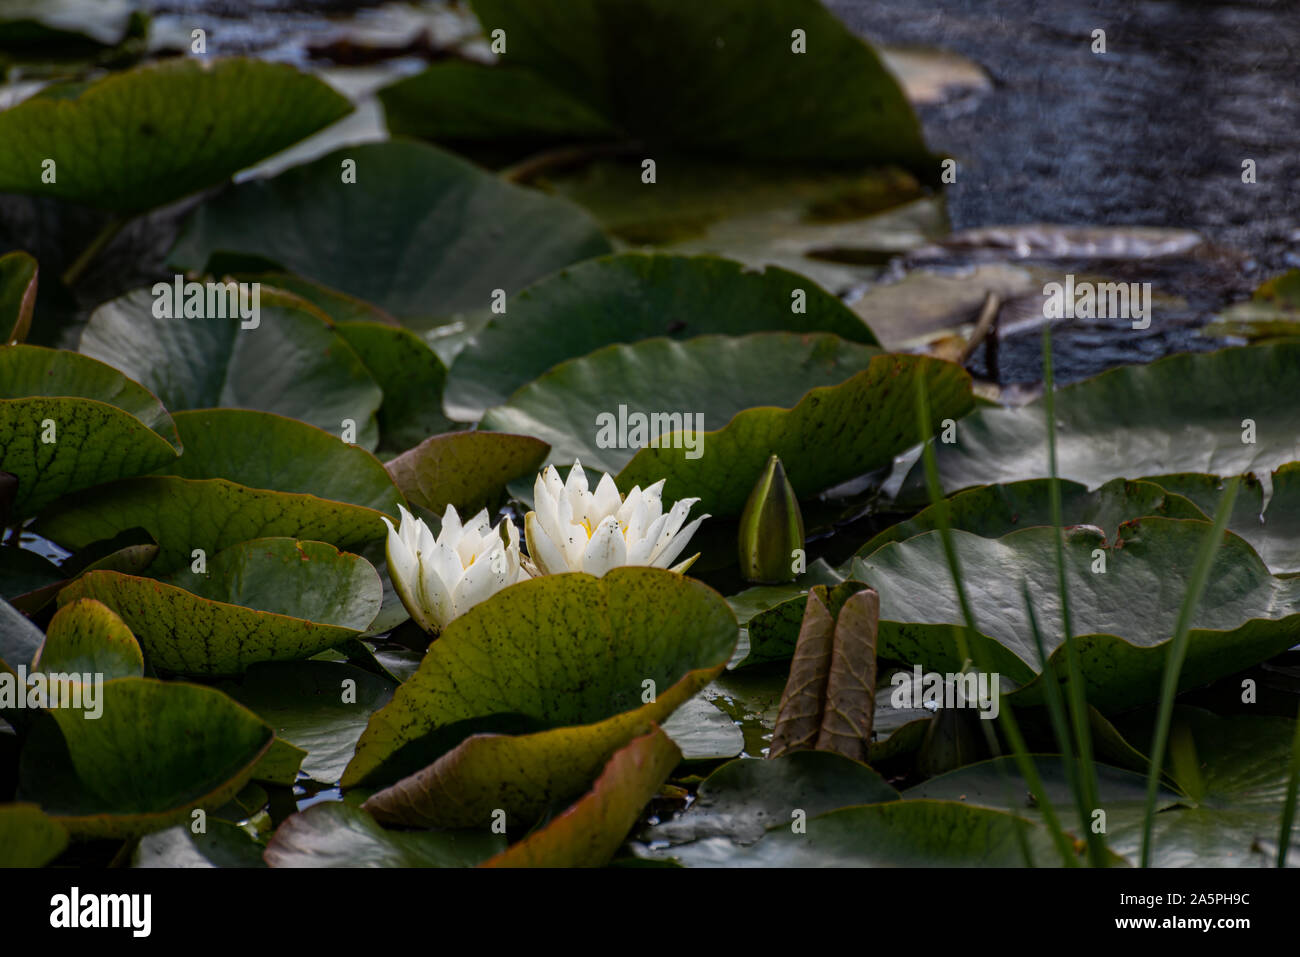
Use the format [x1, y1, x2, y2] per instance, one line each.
[1139, 474, 1240, 867]
[915, 376, 1078, 867]
[1041, 324, 1109, 867]
[1278, 705, 1300, 867]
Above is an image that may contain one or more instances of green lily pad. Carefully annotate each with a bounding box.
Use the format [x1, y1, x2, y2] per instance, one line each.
[265, 801, 505, 868]
[737, 578, 871, 670]
[616, 351, 975, 517]
[217, 661, 395, 784]
[384, 430, 549, 519]
[645, 750, 898, 848]
[481, 332, 883, 475]
[378, 59, 617, 149]
[0, 250, 37, 344]
[467, 0, 933, 172]
[659, 694, 744, 762]
[0, 0, 141, 51]
[332, 321, 454, 454]
[251, 738, 307, 788]
[243, 273, 398, 326]
[857, 477, 1209, 559]
[0, 546, 64, 604]
[0, 598, 44, 675]
[169, 140, 613, 319]
[6, 529, 159, 615]
[345, 568, 737, 826]
[132, 820, 267, 868]
[546, 157, 943, 294]
[0, 57, 352, 213]
[0, 803, 68, 867]
[1148, 467, 1300, 575]
[161, 409, 403, 512]
[725, 558, 846, 627]
[38, 476, 392, 576]
[446, 253, 879, 421]
[906, 753, 1183, 861]
[33, 597, 143, 679]
[57, 538, 383, 675]
[909, 343, 1300, 501]
[1203, 269, 1300, 342]
[850, 519, 1300, 712]
[651, 800, 1091, 867]
[81, 288, 383, 449]
[17, 677, 273, 839]
[0, 345, 181, 518]
[1108, 708, 1300, 867]
[483, 726, 681, 868]
[38, 408, 401, 573]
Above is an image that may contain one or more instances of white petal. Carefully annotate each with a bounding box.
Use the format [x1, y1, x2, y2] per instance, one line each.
[583, 517, 628, 576]
[564, 459, 589, 497]
[436, 504, 463, 547]
[452, 548, 511, 617]
[651, 514, 709, 569]
[417, 554, 456, 632]
[591, 472, 623, 522]
[525, 511, 571, 575]
[383, 517, 428, 630]
[647, 497, 698, 562]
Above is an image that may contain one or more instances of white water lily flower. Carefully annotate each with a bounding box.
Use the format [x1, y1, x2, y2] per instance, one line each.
[383, 504, 526, 634]
[524, 459, 709, 577]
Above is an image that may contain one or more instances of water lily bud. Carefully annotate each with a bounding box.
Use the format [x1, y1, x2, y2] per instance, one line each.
[738, 454, 804, 584]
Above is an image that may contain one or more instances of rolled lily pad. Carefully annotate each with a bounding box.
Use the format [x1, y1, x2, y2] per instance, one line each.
[0, 249, 37, 344]
[38, 409, 402, 573]
[1149, 467, 1300, 575]
[467, 0, 933, 172]
[616, 351, 975, 517]
[446, 253, 879, 420]
[737, 578, 870, 670]
[17, 677, 274, 839]
[0, 804, 68, 867]
[481, 332, 884, 475]
[652, 800, 1088, 867]
[333, 321, 454, 453]
[169, 141, 613, 319]
[217, 661, 395, 784]
[0, 58, 352, 213]
[850, 519, 1300, 712]
[856, 477, 1208, 559]
[57, 538, 383, 675]
[384, 430, 549, 518]
[33, 598, 143, 679]
[345, 568, 737, 825]
[908, 343, 1300, 501]
[644, 750, 898, 848]
[81, 288, 383, 448]
[483, 726, 681, 868]
[0, 345, 181, 518]
[265, 801, 505, 868]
